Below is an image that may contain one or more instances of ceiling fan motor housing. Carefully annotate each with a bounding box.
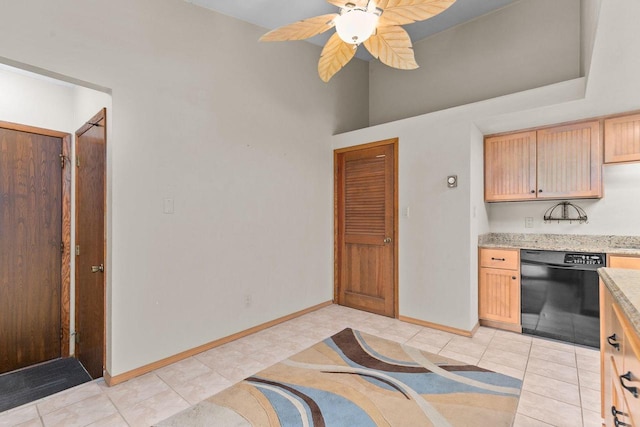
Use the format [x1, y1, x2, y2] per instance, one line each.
[335, 5, 380, 44]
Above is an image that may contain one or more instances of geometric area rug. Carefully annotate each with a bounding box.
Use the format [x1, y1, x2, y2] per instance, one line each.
[158, 328, 522, 426]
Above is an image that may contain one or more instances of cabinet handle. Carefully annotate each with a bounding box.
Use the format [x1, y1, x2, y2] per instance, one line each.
[491, 257, 506, 261]
[612, 406, 627, 417]
[538, 189, 543, 193]
[530, 190, 535, 194]
[620, 371, 639, 398]
[608, 333, 621, 351]
[512, 276, 517, 280]
[614, 417, 630, 427]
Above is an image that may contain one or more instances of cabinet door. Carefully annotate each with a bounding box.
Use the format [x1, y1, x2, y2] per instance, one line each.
[623, 342, 640, 426]
[537, 121, 602, 199]
[620, 306, 640, 425]
[479, 267, 520, 324]
[609, 255, 640, 270]
[484, 131, 537, 202]
[605, 113, 640, 164]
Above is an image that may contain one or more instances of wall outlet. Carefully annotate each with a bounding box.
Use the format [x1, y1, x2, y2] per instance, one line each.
[244, 294, 252, 308]
[525, 217, 534, 228]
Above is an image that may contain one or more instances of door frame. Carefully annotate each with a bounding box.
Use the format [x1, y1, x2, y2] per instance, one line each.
[0, 120, 72, 357]
[333, 138, 399, 318]
[74, 108, 107, 378]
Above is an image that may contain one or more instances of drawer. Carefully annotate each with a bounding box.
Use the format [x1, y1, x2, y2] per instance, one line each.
[480, 248, 519, 270]
[622, 327, 640, 425]
[608, 255, 640, 270]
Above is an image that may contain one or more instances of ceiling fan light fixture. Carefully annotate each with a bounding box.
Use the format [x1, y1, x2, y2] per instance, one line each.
[334, 8, 379, 45]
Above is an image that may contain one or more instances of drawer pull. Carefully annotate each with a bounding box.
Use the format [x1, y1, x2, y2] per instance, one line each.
[620, 371, 639, 398]
[491, 257, 506, 261]
[608, 333, 621, 351]
[612, 406, 627, 417]
[614, 417, 630, 427]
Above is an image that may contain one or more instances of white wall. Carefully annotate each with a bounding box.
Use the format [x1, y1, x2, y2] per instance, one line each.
[581, 0, 603, 76]
[0, 65, 112, 356]
[0, 65, 75, 131]
[0, 0, 369, 376]
[488, 164, 640, 236]
[368, 0, 581, 126]
[335, 0, 640, 331]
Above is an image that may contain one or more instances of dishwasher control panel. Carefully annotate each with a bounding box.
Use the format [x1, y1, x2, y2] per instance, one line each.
[564, 253, 605, 265]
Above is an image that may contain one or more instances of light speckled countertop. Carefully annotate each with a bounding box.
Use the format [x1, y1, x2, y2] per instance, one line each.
[599, 268, 640, 337]
[479, 233, 640, 255]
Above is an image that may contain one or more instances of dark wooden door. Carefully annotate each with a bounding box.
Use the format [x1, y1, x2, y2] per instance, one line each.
[75, 109, 106, 379]
[0, 127, 62, 374]
[335, 139, 397, 318]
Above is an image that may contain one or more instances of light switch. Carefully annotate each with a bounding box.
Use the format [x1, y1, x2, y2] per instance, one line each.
[404, 206, 410, 218]
[163, 198, 174, 214]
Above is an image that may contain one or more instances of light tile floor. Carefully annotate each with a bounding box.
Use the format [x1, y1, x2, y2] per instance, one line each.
[0, 305, 603, 427]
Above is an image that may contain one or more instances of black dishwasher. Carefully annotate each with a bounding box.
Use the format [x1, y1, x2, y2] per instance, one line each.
[520, 249, 605, 348]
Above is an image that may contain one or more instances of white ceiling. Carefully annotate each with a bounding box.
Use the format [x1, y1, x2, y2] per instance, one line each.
[185, 0, 521, 59]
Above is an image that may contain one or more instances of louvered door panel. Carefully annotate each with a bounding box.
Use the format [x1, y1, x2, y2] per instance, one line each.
[484, 131, 537, 202]
[479, 267, 520, 324]
[537, 121, 602, 199]
[345, 157, 386, 241]
[605, 113, 640, 164]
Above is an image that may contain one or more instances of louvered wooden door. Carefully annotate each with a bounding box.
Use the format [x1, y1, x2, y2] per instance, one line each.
[484, 131, 537, 202]
[335, 140, 397, 318]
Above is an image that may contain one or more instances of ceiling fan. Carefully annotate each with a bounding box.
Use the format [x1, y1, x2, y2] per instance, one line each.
[260, 0, 457, 82]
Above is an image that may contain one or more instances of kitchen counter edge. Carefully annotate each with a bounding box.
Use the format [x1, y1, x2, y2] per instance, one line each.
[478, 233, 640, 255]
[598, 267, 640, 338]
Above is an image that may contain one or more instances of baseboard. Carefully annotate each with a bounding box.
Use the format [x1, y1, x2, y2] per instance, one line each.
[399, 316, 478, 338]
[479, 319, 522, 334]
[104, 300, 334, 386]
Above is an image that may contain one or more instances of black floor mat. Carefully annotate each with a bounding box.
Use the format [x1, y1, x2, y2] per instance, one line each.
[0, 358, 92, 412]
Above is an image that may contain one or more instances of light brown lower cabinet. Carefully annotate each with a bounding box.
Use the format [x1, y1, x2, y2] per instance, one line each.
[601, 282, 640, 426]
[608, 254, 640, 270]
[478, 248, 521, 333]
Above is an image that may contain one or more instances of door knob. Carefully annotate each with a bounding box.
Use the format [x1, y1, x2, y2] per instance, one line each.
[91, 264, 104, 273]
[383, 237, 392, 244]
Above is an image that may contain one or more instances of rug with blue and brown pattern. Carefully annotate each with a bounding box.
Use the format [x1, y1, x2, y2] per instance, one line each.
[159, 328, 521, 426]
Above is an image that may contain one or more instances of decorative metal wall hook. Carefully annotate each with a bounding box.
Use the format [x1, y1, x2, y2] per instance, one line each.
[543, 201, 588, 224]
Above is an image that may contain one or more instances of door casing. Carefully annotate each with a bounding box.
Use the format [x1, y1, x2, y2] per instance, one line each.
[334, 138, 399, 318]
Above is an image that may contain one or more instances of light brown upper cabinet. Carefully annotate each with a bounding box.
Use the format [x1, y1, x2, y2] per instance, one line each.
[485, 131, 537, 202]
[604, 112, 640, 164]
[485, 120, 602, 202]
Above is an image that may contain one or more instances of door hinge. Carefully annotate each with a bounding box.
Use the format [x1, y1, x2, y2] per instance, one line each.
[75, 332, 80, 344]
[60, 242, 64, 253]
[60, 328, 63, 340]
[59, 154, 67, 168]
[76, 155, 80, 167]
[76, 245, 80, 256]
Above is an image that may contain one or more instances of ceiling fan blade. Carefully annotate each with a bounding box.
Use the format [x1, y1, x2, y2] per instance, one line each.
[318, 33, 357, 82]
[326, 0, 369, 8]
[363, 26, 418, 70]
[377, 0, 456, 26]
[260, 14, 339, 41]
